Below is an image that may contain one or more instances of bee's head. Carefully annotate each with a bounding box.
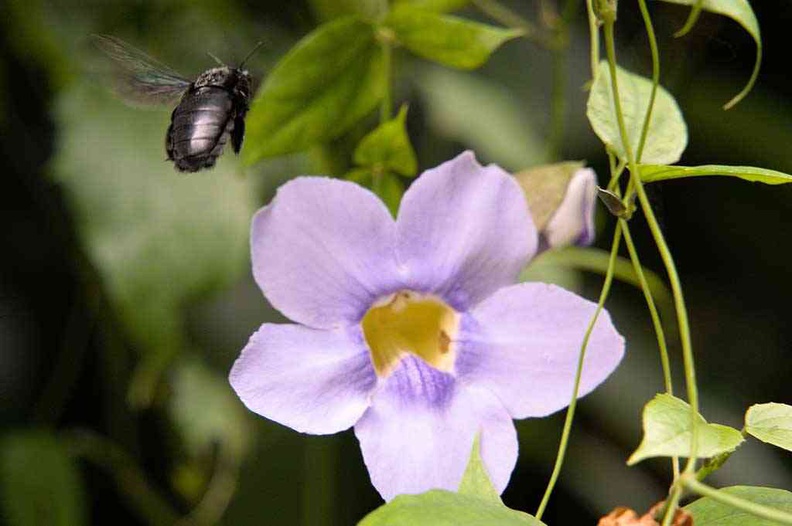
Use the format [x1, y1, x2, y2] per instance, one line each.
[233, 68, 253, 99]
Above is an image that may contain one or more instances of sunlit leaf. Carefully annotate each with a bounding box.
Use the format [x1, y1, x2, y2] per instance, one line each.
[393, 0, 469, 12]
[587, 61, 687, 166]
[658, 0, 761, 109]
[640, 164, 792, 185]
[385, 5, 521, 70]
[358, 490, 545, 525]
[745, 403, 792, 452]
[1, 431, 86, 526]
[628, 394, 744, 465]
[354, 105, 417, 177]
[51, 83, 259, 407]
[345, 168, 403, 216]
[457, 435, 501, 504]
[685, 486, 792, 525]
[245, 16, 384, 162]
[415, 66, 545, 171]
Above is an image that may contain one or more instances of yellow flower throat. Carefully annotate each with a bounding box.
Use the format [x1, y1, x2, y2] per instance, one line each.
[361, 291, 460, 378]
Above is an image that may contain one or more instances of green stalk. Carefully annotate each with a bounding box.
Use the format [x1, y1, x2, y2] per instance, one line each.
[682, 476, 792, 525]
[585, 0, 600, 78]
[617, 212, 678, 479]
[179, 447, 240, 526]
[694, 448, 735, 482]
[675, 0, 704, 37]
[601, 18, 700, 526]
[607, 157, 627, 192]
[63, 431, 180, 526]
[635, 0, 660, 162]
[535, 223, 623, 520]
[618, 225, 673, 395]
[633, 0, 679, 479]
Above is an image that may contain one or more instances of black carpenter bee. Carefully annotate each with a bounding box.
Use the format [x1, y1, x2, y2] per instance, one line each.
[93, 35, 261, 172]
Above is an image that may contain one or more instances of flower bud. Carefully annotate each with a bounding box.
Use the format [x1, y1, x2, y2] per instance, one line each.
[514, 163, 597, 252]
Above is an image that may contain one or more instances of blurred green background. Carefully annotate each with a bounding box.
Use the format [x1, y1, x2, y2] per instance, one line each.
[1, 0, 790, 524]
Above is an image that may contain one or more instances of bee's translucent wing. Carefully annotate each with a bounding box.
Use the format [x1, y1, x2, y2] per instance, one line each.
[92, 34, 191, 106]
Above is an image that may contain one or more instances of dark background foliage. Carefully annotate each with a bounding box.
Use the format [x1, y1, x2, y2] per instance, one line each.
[0, 0, 790, 524]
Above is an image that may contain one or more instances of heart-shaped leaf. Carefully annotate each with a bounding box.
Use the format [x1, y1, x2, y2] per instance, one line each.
[587, 61, 687, 166]
[628, 393, 744, 465]
[745, 403, 792, 452]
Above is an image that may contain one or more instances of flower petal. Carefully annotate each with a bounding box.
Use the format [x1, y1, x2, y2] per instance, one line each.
[230, 323, 377, 434]
[542, 167, 597, 249]
[458, 283, 624, 419]
[396, 151, 537, 310]
[354, 356, 517, 501]
[252, 177, 402, 329]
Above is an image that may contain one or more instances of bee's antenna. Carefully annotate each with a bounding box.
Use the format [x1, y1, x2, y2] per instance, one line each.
[239, 41, 264, 68]
[207, 51, 225, 66]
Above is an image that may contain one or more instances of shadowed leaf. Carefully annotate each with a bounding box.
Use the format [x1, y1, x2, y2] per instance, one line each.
[1, 432, 86, 526]
[245, 16, 384, 162]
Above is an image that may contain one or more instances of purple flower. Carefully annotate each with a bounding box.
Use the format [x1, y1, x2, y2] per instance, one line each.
[230, 152, 624, 501]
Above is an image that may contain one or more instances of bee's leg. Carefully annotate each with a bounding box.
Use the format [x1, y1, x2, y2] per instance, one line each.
[231, 113, 245, 154]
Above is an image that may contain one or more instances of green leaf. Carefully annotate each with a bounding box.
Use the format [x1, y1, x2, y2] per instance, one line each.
[628, 393, 744, 465]
[415, 66, 546, 171]
[354, 105, 418, 176]
[519, 254, 584, 292]
[345, 168, 403, 216]
[685, 486, 792, 526]
[169, 358, 252, 460]
[587, 61, 687, 166]
[640, 164, 792, 185]
[385, 5, 521, 70]
[745, 403, 792, 452]
[244, 16, 384, 162]
[657, 0, 761, 109]
[1, 431, 86, 526]
[393, 0, 469, 12]
[52, 82, 259, 407]
[525, 247, 675, 323]
[457, 435, 501, 504]
[358, 490, 545, 525]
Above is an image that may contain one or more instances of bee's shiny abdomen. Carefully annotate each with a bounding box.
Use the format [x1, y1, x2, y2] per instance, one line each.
[167, 87, 235, 172]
